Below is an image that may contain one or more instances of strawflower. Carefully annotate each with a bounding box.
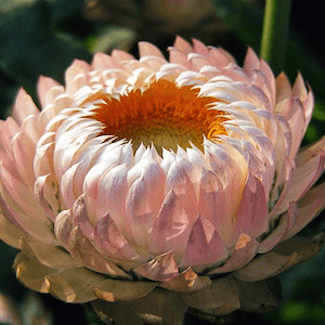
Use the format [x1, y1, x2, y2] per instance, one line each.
[0, 37, 324, 324]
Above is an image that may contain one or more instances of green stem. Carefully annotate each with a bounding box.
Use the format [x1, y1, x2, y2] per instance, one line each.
[260, 0, 292, 75]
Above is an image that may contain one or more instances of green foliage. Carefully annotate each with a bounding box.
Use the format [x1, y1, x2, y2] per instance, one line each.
[0, 0, 90, 111]
[211, 0, 264, 52]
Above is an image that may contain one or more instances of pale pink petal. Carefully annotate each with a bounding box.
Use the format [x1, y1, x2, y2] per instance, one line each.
[12, 88, 39, 126]
[139, 41, 166, 59]
[192, 39, 209, 56]
[0, 212, 25, 249]
[0, 193, 27, 234]
[37, 76, 60, 107]
[259, 204, 297, 254]
[90, 164, 128, 228]
[149, 162, 198, 262]
[0, 160, 48, 223]
[229, 173, 269, 246]
[295, 135, 325, 166]
[275, 72, 292, 104]
[198, 169, 230, 242]
[92, 52, 118, 70]
[34, 134, 56, 178]
[0, 118, 20, 157]
[173, 36, 193, 54]
[111, 49, 135, 63]
[72, 194, 95, 239]
[68, 226, 131, 279]
[209, 234, 259, 274]
[269, 156, 295, 219]
[281, 183, 325, 241]
[54, 209, 74, 249]
[21, 114, 39, 144]
[11, 130, 36, 189]
[258, 59, 276, 105]
[125, 158, 166, 250]
[276, 96, 306, 159]
[243, 47, 259, 77]
[65, 65, 88, 96]
[208, 46, 236, 69]
[292, 73, 307, 99]
[160, 268, 211, 292]
[168, 48, 193, 69]
[277, 150, 325, 215]
[205, 141, 248, 241]
[61, 163, 80, 208]
[0, 176, 56, 244]
[180, 216, 228, 269]
[94, 214, 142, 265]
[270, 116, 292, 207]
[34, 174, 58, 221]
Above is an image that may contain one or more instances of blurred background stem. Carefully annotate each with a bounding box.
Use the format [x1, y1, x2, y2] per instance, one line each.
[260, 0, 292, 75]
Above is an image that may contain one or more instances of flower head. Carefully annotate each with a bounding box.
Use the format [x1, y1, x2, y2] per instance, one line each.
[0, 37, 324, 323]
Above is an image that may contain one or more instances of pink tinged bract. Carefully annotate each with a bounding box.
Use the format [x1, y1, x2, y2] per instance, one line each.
[0, 38, 324, 324]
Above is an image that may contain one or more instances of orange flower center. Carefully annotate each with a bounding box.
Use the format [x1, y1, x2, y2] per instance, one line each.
[93, 79, 227, 153]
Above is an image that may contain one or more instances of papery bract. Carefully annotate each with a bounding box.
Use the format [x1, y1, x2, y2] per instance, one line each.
[0, 37, 324, 324]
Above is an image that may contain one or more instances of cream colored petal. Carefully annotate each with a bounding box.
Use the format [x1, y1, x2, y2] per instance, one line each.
[46, 267, 105, 303]
[92, 300, 145, 325]
[68, 226, 132, 279]
[236, 279, 278, 313]
[15, 253, 58, 294]
[0, 213, 25, 249]
[91, 278, 157, 302]
[130, 288, 188, 325]
[234, 232, 325, 282]
[20, 235, 82, 269]
[182, 276, 240, 314]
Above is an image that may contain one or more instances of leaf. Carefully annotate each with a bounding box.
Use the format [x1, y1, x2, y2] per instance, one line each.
[211, 0, 264, 52]
[0, 0, 91, 103]
[94, 26, 137, 54]
[47, 0, 86, 21]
